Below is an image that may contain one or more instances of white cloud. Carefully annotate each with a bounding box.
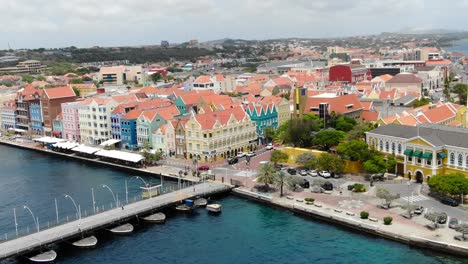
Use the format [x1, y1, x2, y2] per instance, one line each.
[0, 0, 463, 48]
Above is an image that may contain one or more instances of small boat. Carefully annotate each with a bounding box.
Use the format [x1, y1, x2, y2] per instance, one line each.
[194, 198, 208, 207]
[72, 236, 98, 248]
[109, 223, 134, 234]
[29, 250, 57, 263]
[206, 204, 222, 213]
[142, 212, 166, 223]
[175, 204, 192, 212]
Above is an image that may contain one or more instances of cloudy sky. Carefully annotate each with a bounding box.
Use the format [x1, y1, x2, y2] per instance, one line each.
[1, 0, 467, 49]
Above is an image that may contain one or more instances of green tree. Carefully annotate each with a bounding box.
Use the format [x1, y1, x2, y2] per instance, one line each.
[283, 117, 321, 147]
[72, 87, 80, 97]
[21, 75, 34, 83]
[428, 173, 468, 201]
[270, 150, 289, 166]
[256, 163, 277, 190]
[275, 171, 288, 197]
[347, 121, 375, 141]
[317, 153, 345, 174]
[336, 140, 373, 161]
[69, 78, 84, 84]
[376, 188, 400, 208]
[263, 126, 277, 143]
[453, 83, 468, 105]
[312, 129, 346, 150]
[363, 155, 387, 174]
[412, 98, 432, 108]
[150, 72, 163, 83]
[334, 116, 356, 132]
[296, 153, 316, 167]
[36, 75, 46, 81]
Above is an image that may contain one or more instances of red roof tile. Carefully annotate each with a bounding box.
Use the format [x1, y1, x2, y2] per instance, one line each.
[42, 86, 76, 99]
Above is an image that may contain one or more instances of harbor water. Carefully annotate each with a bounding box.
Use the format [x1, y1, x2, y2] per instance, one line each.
[0, 145, 465, 263]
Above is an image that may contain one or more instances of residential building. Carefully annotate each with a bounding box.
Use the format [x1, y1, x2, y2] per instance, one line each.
[121, 109, 141, 150]
[70, 83, 97, 97]
[30, 102, 43, 134]
[15, 85, 40, 131]
[385, 73, 423, 96]
[0, 60, 46, 74]
[61, 101, 82, 142]
[52, 114, 64, 138]
[136, 106, 180, 148]
[99, 65, 143, 86]
[245, 102, 278, 143]
[79, 98, 118, 145]
[175, 118, 189, 159]
[40, 86, 77, 136]
[1, 100, 16, 130]
[185, 106, 257, 162]
[305, 93, 363, 119]
[366, 124, 468, 183]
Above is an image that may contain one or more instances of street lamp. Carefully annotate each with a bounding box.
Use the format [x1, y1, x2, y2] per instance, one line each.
[407, 181, 411, 208]
[102, 184, 118, 208]
[126, 176, 149, 204]
[23, 205, 39, 233]
[64, 194, 81, 220]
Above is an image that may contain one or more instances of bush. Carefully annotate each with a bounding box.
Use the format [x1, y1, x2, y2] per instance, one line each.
[360, 211, 369, 219]
[304, 198, 315, 203]
[383, 216, 393, 225]
[353, 183, 366, 193]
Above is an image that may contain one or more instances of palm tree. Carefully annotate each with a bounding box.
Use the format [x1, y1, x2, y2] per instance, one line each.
[256, 163, 276, 190]
[275, 171, 287, 197]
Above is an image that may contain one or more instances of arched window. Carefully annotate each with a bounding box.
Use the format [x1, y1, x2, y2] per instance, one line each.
[391, 142, 395, 154]
[379, 140, 383, 151]
[398, 144, 402, 154]
[466, 155, 468, 168]
[458, 154, 463, 166]
[385, 142, 389, 152]
[450, 153, 455, 165]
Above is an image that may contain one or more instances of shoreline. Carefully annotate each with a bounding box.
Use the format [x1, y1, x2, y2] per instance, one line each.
[232, 188, 468, 258]
[0, 138, 197, 183]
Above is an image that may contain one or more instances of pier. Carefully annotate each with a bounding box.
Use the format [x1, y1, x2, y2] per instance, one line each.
[0, 182, 232, 260]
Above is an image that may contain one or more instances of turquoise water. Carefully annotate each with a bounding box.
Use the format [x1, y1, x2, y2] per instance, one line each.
[447, 39, 468, 55]
[0, 145, 465, 263]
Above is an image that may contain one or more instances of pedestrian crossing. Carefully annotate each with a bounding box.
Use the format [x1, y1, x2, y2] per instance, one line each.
[400, 195, 428, 203]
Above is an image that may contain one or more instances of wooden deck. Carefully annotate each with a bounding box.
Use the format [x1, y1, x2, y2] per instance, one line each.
[0, 182, 231, 260]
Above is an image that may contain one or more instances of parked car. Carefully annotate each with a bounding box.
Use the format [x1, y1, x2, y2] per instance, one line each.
[266, 143, 274, 150]
[287, 168, 297, 175]
[449, 218, 460, 229]
[299, 170, 308, 176]
[246, 151, 256, 157]
[321, 182, 333, 191]
[308, 170, 318, 177]
[300, 179, 310, 189]
[320, 171, 331, 178]
[413, 205, 424, 215]
[228, 157, 239, 165]
[236, 152, 246, 158]
[198, 165, 209, 171]
[437, 213, 448, 224]
[441, 197, 459, 207]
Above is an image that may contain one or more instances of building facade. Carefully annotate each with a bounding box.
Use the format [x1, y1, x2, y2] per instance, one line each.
[29, 102, 43, 134]
[79, 98, 118, 145]
[40, 86, 77, 136]
[61, 102, 82, 142]
[366, 124, 468, 183]
[1, 101, 16, 130]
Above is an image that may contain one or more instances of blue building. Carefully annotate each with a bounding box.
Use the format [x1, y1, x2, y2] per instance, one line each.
[121, 109, 140, 150]
[245, 102, 278, 144]
[29, 102, 43, 135]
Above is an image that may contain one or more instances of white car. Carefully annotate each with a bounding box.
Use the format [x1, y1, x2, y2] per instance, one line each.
[246, 151, 256, 157]
[266, 143, 274, 150]
[308, 170, 318, 177]
[320, 171, 331, 178]
[237, 152, 246, 158]
[299, 170, 308, 176]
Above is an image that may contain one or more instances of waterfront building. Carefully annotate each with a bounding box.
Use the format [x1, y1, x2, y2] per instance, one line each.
[185, 106, 257, 162]
[52, 114, 64, 138]
[136, 106, 180, 149]
[245, 102, 278, 143]
[40, 86, 77, 136]
[152, 120, 176, 156]
[366, 124, 468, 183]
[174, 118, 189, 159]
[15, 85, 40, 132]
[79, 98, 118, 145]
[121, 109, 141, 150]
[61, 101, 82, 142]
[29, 101, 43, 134]
[1, 100, 16, 131]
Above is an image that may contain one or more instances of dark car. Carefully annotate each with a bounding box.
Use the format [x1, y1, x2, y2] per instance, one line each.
[413, 205, 424, 215]
[300, 179, 310, 189]
[441, 197, 459, 207]
[449, 218, 460, 229]
[322, 182, 333, 191]
[228, 157, 239, 165]
[437, 213, 448, 224]
[287, 168, 297, 175]
[198, 165, 210, 171]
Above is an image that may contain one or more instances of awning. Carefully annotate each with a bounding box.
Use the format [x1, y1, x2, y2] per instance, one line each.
[71, 145, 101, 155]
[100, 139, 121, 147]
[33, 137, 66, 144]
[8, 128, 27, 133]
[52, 131, 62, 135]
[403, 149, 413, 156]
[422, 152, 433, 160]
[95, 150, 144, 163]
[52, 141, 79, 150]
[437, 152, 447, 159]
[413, 150, 422, 157]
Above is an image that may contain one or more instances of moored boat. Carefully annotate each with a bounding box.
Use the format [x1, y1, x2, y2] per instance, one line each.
[194, 198, 208, 207]
[175, 204, 192, 212]
[72, 236, 98, 248]
[29, 250, 57, 263]
[206, 204, 222, 213]
[109, 223, 134, 234]
[142, 212, 166, 223]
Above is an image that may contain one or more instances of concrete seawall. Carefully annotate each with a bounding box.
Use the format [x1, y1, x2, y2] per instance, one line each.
[232, 188, 468, 258]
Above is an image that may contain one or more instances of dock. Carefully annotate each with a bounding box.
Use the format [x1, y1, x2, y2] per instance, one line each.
[0, 182, 232, 260]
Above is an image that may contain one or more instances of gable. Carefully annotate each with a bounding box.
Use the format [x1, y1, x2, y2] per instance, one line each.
[407, 137, 434, 148]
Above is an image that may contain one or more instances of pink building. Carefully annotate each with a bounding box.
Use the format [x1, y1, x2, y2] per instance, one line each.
[61, 101, 82, 142]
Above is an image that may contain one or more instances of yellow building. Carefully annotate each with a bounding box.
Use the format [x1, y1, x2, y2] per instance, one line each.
[70, 83, 97, 97]
[366, 124, 468, 183]
[184, 106, 257, 162]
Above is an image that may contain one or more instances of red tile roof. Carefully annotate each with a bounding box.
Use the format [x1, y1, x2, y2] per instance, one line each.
[361, 110, 380, 122]
[123, 109, 142, 120]
[306, 94, 363, 115]
[193, 106, 247, 130]
[42, 86, 76, 99]
[387, 73, 423, 84]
